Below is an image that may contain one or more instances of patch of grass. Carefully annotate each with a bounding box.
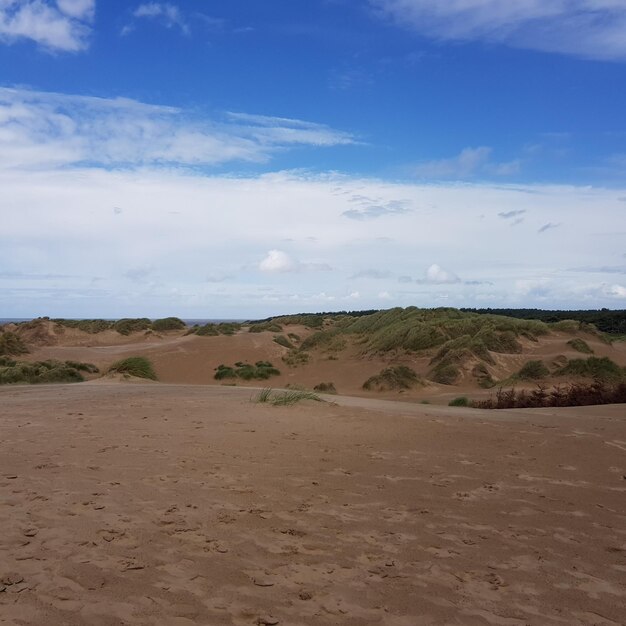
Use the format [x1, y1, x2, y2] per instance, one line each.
[248, 322, 283, 333]
[429, 363, 460, 385]
[151, 317, 186, 332]
[0, 331, 29, 356]
[64, 360, 99, 374]
[518, 360, 550, 380]
[53, 319, 113, 333]
[113, 318, 152, 335]
[273, 335, 295, 349]
[449, 396, 470, 407]
[255, 388, 322, 406]
[567, 338, 594, 354]
[472, 363, 495, 388]
[556, 356, 624, 383]
[282, 350, 310, 367]
[108, 356, 157, 380]
[195, 323, 219, 336]
[363, 365, 421, 391]
[195, 322, 241, 336]
[0, 359, 92, 385]
[313, 382, 337, 394]
[215, 361, 280, 381]
[287, 333, 300, 342]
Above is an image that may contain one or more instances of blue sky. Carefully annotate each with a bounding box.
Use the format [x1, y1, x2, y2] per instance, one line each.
[1, 0, 625, 317]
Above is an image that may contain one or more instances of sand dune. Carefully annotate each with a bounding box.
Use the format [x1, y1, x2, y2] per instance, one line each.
[1, 382, 625, 625]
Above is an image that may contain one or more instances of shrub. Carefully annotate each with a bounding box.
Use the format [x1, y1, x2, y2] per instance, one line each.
[108, 356, 157, 380]
[273, 335, 295, 349]
[472, 363, 495, 388]
[113, 318, 152, 335]
[0, 331, 29, 356]
[215, 361, 280, 381]
[314, 382, 337, 394]
[151, 317, 186, 332]
[557, 356, 624, 383]
[53, 319, 112, 333]
[567, 338, 593, 354]
[363, 365, 420, 391]
[282, 350, 310, 367]
[249, 322, 283, 333]
[449, 396, 469, 407]
[64, 360, 99, 373]
[472, 381, 626, 409]
[518, 360, 550, 380]
[195, 322, 241, 336]
[196, 323, 219, 336]
[429, 363, 460, 385]
[0, 359, 93, 385]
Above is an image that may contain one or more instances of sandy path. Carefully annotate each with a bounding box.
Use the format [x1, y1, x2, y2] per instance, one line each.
[1, 383, 625, 625]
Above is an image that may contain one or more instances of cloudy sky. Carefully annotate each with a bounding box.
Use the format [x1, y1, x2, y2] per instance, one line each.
[1, 0, 625, 318]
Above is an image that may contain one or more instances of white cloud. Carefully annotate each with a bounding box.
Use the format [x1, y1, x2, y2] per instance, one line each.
[0, 0, 94, 51]
[423, 264, 460, 285]
[133, 2, 189, 35]
[413, 146, 519, 179]
[0, 87, 355, 169]
[258, 249, 332, 273]
[1, 127, 625, 316]
[57, 0, 94, 20]
[259, 250, 296, 273]
[378, 290, 392, 300]
[370, 0, 626, 61]
[605, 284, 626, 298]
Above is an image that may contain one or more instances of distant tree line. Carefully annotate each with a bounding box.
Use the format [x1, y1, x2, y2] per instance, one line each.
[461, 308, 626, 334]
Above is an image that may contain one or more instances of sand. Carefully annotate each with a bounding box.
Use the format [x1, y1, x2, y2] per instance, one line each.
[1, 382, 625, 625]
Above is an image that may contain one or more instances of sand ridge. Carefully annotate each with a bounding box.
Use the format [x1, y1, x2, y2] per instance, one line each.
[1, 383, 625, 625]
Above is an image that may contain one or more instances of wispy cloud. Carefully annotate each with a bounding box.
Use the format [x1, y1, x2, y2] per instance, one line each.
[413, 146, 520, 180]
[0, 0, 94, 51]
[349, 269, 393, 280]
[0, 87, 355, 169]
[342, 197, 410, 220]
[498, 209, 526, 219]
[132, 2, 189, 34]
[371, 0, 626, 61]
[538, 222, 560, 233]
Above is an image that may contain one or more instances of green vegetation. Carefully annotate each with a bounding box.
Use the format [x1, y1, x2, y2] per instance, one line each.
[472, 363, 495, 388]
[248, 322, 283, 333]
[151, 317, 186, 332]
[567, 338, 594, 354]
[363, 365, 421, 391]
[429, 363, 460, 385]
[53, 317, 186, 334]
[193, 322, 241, 336]
[461, 308, 626, 335]
[0, 359, 96, 385]
[112, 318, 153, 335]
[313, 382, 337, 394]
[108, 356, 157, 380]
[273, 334, 295, 349]
[449, 396, 470, 407]
[282, 350, 310, 367]
[254, 388, 322, 406]
[517, 360, 550, 380]
[0, 331, 29, 356]
[215, 361, 280, 381]
[556, 356, 625, 383]
[53, 318, 112, 333]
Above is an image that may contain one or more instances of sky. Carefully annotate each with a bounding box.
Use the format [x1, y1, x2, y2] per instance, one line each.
[1, 0, 625, 319]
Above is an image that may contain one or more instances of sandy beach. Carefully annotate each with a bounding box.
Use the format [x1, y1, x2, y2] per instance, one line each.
[1, 382, 624, 625]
